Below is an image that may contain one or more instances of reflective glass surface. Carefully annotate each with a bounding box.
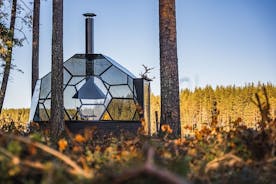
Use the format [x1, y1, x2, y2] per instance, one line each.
[69, 77, 85, 86]
[103, 55, 136, 78]
[128, 77, 134, 92]
[64, 68, 72, 85]
[29, 80, 41, 122]
[104, 93, 112, 107]
[94, 58, 112, 75]
[107, 99, 137, 120]
[64, 58, 86, 76]
[33, 54, 141, 122]
[109, 85, 133, 98]
[133, 111, 140, 121]
[101, 66, 128, 85]
[64, 86, 78, 109]
[44, 99, 51, 118]
[80, 105, 105, 120]
[39, 104, 49, 121]
[40, 73, 51, 99]
[101, 111, 112, 120]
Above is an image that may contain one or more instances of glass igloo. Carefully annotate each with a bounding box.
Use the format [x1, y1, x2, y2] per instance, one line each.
[29, 13, 151, 134]
[29, 54, 148, 122]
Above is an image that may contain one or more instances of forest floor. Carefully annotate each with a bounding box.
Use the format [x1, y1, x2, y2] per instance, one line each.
[0, 117, 275, 184]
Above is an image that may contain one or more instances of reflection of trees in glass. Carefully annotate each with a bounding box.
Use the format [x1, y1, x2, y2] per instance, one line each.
[109, 85, 133, 98]
[33, 54, 139, 122]
[65, 109, 78, 120]
[107, 99, 136, 120]
[40, 73, 51, 99]
[79, 105, 105, 120]
[39, 105, 49, 121]
[101, 111, 112, 120]
[101, 66, 128, 85]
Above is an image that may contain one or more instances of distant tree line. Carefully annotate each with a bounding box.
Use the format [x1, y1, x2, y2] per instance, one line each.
[151, 83, 276, 134]
[1, 83, 275, 135]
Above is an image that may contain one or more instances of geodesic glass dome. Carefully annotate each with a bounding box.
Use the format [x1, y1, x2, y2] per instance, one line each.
[30, 54, 143, 122]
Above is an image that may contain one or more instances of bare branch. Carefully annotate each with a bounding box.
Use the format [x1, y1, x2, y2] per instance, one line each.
[139, 64, 155, 81]
[0, 147, 47, 171]
[114, 147, 190, 184]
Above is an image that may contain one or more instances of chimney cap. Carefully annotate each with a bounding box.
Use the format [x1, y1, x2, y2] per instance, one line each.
[83, 13, 96, 18]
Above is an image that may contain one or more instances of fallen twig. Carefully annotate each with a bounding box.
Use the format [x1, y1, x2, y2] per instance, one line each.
[205, 152, 244, 173]
[0, 147, 47, 171]
[114, 147, 190, 184]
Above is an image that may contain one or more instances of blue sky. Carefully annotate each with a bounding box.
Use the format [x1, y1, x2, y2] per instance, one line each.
[3, 0, 276, 108]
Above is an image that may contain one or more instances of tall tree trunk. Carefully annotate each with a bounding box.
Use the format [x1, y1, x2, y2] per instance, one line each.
[159, 0, 181, 136]
[50, 0, 64, 139]
[31, 0, 40, 95]
[0, 0, 17, 113]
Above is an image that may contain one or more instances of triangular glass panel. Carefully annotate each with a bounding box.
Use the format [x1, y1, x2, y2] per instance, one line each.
[101, 111, 112, 120]
[132, 111, 140, 121]
[64, 68, 72, 85]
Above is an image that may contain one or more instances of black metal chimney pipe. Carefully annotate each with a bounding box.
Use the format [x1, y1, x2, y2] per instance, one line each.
[83, 13, 96, 54]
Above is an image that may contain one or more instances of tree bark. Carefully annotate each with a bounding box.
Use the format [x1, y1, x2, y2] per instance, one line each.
[0, 0, 17, 113]
[159, 0, 181, 136]
[50, 0, 64, 139]
[31, 0, 40, 95]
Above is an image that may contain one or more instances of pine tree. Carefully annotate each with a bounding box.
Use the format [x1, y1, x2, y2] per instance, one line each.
[31, 0, 40, 95]
[159, 0, 181, 137]
[50, 0, 64, 139]
[0, 0, 17, 113]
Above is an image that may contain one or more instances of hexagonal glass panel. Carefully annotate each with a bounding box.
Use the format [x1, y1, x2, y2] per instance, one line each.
[107, 99, 137, 120]
[40, 73, 51, 99]
[94, 58, 112, 75]
[101, 66, 127, 85]
[64, 57, 86, 76]
[79, 105, 105, 120]
[109, 85, 133, 98]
